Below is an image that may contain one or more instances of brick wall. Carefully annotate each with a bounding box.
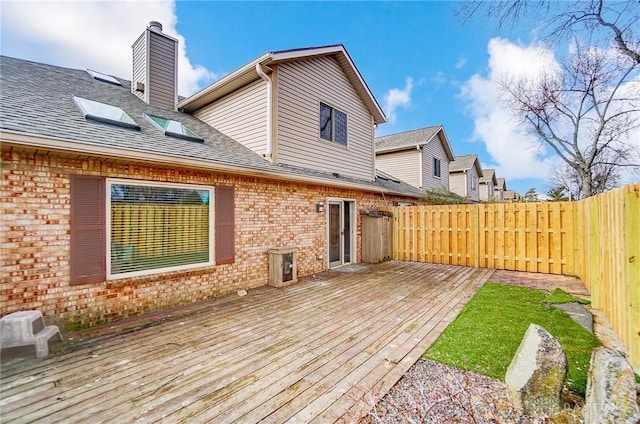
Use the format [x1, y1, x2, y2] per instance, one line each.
[1, 149, 418, 330]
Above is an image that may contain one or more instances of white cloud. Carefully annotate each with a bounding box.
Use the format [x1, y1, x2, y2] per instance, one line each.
[0, 1, 215, 97]
[460, 38, 558, 180]
[455, 55, 467, 69]
[383, 77, 413, 124]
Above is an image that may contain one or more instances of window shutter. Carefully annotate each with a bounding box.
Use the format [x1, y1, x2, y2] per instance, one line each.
[215, 186, 235, 265]
[70, 175, 106, 285]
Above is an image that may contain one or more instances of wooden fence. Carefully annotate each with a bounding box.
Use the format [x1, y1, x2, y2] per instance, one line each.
[382, 183, 640, 369]
[111, 204, 209, 258]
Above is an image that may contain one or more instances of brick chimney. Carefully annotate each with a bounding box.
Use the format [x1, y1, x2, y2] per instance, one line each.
[132, 21, 178, 110]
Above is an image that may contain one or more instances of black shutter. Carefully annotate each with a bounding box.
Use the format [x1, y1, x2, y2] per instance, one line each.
[215, 186, 235, 265]
[70, 175, 106, 285]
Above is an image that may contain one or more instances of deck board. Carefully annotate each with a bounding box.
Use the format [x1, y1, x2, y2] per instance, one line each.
[0, 261, 493, 423]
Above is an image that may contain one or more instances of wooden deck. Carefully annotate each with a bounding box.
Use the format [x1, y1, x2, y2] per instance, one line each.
[0, 261, 494, 423]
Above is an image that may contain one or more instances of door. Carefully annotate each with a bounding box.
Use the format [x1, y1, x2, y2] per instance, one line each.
[328, 200, 354, 268]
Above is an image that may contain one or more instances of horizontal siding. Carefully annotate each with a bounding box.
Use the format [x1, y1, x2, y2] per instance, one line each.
[422, 134, 450, 191]
[376, 150, 421, 188]
[131, 35, 146, 103]
[148, 32, 176, 109]
[276, 56, 375, 181]
[194, 79, 267, 155]
[449, 173, 467, 198]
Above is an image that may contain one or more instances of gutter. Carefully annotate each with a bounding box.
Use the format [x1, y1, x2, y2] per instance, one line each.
[255, 64, 273, 160]
[1, 130, 420, 198]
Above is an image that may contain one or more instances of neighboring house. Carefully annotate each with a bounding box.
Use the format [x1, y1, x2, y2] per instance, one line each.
[0, 22, 423, 328]
[504, 190, 521, 202]
[449, 154, 483, 202]
[479, 169, 497, 202]
[374, 126, 455, 191]
[495, 177, 507, 201]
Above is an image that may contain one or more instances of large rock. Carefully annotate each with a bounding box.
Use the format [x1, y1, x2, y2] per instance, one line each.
[505, 323, 567, 416]
[583, 347, 640, 424]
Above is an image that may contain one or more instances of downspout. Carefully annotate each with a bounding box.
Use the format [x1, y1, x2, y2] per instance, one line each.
[256, 63, 273, 159]
[416, 145, 422, 189]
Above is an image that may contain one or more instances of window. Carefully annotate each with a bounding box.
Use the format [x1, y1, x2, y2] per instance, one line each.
[74, 96, 140, 130]
[433, 158, 441, 178]
[108, 180, 214, 277]
[70, 176, 234, 284]
[145, 114, 204, 143]
[319, 103, 347, 146]
[489, 184, 494, 196]
[87, 69, 122, 86]
[471, 175, 477, 190]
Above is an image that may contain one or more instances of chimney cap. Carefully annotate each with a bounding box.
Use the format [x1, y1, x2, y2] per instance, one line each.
[148, 21, 163, 32]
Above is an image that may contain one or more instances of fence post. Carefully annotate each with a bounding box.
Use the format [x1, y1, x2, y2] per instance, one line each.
[624, 190, 640, 371]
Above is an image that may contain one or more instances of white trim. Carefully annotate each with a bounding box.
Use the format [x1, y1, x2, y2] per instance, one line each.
[326, 197, 357, 269]
[106, 178, 215, 280]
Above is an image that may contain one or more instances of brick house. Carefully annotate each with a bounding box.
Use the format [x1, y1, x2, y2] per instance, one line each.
[374, 126, 455, 191]
[0, 22, 423, 329]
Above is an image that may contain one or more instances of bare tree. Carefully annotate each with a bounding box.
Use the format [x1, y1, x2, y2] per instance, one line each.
[458, 1, 640, 64]
[547, 159, 623, 200]
[498, 41, 639, 198]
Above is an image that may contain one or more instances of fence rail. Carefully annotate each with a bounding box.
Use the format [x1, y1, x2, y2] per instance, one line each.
[382, 183, 640, 370]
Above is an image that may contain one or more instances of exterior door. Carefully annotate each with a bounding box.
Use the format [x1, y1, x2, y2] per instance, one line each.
[328, 200, 354, 268]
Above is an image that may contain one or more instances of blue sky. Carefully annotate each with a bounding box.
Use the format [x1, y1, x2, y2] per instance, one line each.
[1, 1, 574, 195]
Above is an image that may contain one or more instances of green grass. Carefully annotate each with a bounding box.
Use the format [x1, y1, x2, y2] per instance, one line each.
[423, 282, 601, 396]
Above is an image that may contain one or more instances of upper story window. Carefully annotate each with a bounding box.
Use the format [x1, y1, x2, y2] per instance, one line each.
[433, 158, 441, 178]
[489, 184, 494, 196]
[471, 175, 477, 190]
[319, 103, 347, 146]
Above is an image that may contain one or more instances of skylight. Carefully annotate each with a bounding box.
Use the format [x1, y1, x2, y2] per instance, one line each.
[146, 114, 204, 143]
[74, 96, 140, 130]
[87, 69, 122, 86]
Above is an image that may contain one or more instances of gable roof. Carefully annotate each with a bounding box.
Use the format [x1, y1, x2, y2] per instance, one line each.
[480, 168, 497, 185]
[0, 55, 421, 198]
[375, 125, 455, 160]
[496, 177, 507, 190]
[449, 154, 482, 175]
[179, 44, 386, 124]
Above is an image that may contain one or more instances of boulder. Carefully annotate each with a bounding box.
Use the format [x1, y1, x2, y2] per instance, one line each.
[583, 347, 640, 424]
[505, 323, 567, 416]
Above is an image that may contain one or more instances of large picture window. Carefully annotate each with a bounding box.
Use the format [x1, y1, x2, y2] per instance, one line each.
[107, 180, 213, 278]
[319, 103, 347, 146]
[69, 175, 234, 285]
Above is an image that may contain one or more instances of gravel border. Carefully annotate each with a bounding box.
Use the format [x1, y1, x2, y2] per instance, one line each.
[361, 359, 534, 424]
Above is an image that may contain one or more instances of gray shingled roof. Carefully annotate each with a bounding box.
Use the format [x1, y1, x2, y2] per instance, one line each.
[375, 126, 441, 151]
[480, 168, 496, 183]
[496, 177, 507, 190]
[449, 154, 480, 172]
[0, 56, 423, 197]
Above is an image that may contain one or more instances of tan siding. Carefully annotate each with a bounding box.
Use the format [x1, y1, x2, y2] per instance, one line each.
[276, 56, 375, 181]
[194, 79, 268, 156]
[422, 134, 450, 191]
[131, 34, 146, 103]
[449, 173, 467, 198]
[147, 32, 176, 110]
[376, 150, 421, 188]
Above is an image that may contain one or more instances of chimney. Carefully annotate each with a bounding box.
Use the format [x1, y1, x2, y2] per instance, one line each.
[132, 21, 178, 110]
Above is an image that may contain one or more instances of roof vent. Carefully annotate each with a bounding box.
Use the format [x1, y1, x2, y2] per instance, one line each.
[148, 21, 163, 32]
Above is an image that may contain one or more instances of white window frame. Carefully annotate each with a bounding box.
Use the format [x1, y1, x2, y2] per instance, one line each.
[106, 178, 215, 279]
[319, 102, 348, 146]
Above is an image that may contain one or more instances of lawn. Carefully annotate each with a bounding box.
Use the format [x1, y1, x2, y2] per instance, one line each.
[423, 282, 601, 396]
